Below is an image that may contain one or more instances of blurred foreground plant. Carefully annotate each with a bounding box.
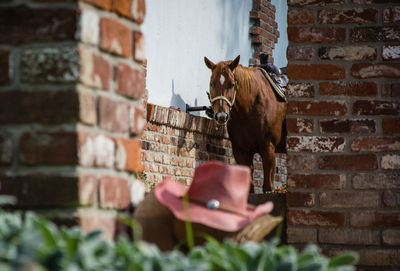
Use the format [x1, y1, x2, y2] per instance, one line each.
[0, 210, 358, 271]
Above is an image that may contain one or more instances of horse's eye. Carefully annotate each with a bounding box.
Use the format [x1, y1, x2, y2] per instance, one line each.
[229, 83, 235, 88]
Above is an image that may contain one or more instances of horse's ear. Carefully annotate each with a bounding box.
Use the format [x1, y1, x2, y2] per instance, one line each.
[229, 55, 240, 70]
[204, 56, 216, 70]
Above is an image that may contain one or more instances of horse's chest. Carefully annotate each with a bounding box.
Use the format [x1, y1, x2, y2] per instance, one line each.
[227, 118, 264, 150]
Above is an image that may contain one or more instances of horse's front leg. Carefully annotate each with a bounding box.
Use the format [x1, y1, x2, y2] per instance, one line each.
[231, 144, 256, 193]
[260, 141, 276, 193]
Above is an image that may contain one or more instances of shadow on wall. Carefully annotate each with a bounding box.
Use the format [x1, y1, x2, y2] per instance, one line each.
[170, 79, 201, 116]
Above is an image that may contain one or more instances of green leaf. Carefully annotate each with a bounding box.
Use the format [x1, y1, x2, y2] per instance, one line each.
[328, 252, 359, 267]
[36, 219, 58, 248]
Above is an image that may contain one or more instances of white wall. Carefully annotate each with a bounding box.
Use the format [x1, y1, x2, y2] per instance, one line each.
[142, 0, 253, 113]
[271, 0, 288, 69]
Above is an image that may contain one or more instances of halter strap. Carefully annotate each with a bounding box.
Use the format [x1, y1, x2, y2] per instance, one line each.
[209, 90, 236, 108]
[209, 79, 237, 109]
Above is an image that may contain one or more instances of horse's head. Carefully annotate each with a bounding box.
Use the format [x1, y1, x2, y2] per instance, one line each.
[204, 55, 240, 126]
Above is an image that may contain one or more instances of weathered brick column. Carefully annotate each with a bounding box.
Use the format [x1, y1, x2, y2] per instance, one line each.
[0, 0, 146, 239]
[286, 0, 399, 269]
[250, 0, 280, 65]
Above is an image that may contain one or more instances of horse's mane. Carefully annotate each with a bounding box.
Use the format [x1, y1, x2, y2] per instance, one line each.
[234, 64, 255, 97]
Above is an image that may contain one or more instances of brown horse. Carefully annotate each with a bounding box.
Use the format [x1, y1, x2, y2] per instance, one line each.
[204, 55, 286, 193]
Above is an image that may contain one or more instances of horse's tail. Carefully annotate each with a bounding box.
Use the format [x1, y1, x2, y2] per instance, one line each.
[275, 118, 287, 153]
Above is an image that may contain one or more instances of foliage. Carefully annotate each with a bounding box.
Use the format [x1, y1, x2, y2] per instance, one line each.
[0, 210, 358, 271]
[273, 184, 287, 193]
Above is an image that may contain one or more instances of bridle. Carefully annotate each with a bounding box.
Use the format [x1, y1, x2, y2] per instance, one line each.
[208, 76, 237, 125]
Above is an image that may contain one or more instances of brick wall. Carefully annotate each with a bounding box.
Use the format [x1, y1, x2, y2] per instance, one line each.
[0, 0, 146, 239]
[141, 103, 287, 192]
[286, 0, 400, 269]
[141, 104, 234, 189]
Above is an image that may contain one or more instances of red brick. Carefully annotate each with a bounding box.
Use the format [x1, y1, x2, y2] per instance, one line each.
[113, 0, 146, 24]
[286, 118, 314, 133]
[79, 210, 116, 240]
[82, 0, 112, 10]
[320, 191, 379, 208]
[0, 50, 10, 84]
[352, 172, 400, 189]
[133, 31, 145, 63]
[319, 228, 380, 245]
[288, 173, 345, 189]
[287, 100, 347, 116]
[287, 192, 315, 207]
[382, 83, 400, 97]
[21, 47, 79, 83]
[0, 133, 13, 165]
[350, 211, 400, 227]
[319, 81, 377, 97]
[288, 0, 344, 7]
[0, 5, 77, 44]
[318, 154, 377, 170]
[287, 9, 315, 25]
[19, 131, 77, 165]
[351, 136, 400, 152]
[383, 118, 400, 134]
[319, 119, 376, 134]
[287, 27, 345, 43]
[286, 227, 317, 243]
[384, 6, 400, 23]
[383, 229, 400, 245]
[99, 176, 131, 209]
[116, 63, 145, 99]
[79, 174, 98, 206]
[286, 154, 315, 170]
[357, 249, 400, 267]
[318, 8, 378, 24]
[130, 104, 147, 136]
[0, 175, 79, 207]
[78, 133, 115, 168]
[287, 46, 314, 61]
[79, 89, 97, 126]
[100, 18, 132, 58]
[80, 48, 111, 90]
[287, 136, 345, 152]
[318, 45, 376, 61]
[381, 154, 400, 170]
[351, 26, 400, 42]
[351, 63, 400, 79]
[80, 9, 99, 45]
[287, 83, 314, 98]
[382, 45, 400, 60]
[115, 137, 143, 172]
[287, 210, 345, 226]
[352, 100, 399, 116]
[383, 190, 400, 208]
[99, 96, 130, 133]
[287, 64, 345, 80]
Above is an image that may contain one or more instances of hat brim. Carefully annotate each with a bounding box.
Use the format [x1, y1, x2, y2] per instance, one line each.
[154, 177, 273, 232]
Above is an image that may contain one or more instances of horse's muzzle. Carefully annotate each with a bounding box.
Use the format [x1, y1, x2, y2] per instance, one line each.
[214, 111, 229, 125]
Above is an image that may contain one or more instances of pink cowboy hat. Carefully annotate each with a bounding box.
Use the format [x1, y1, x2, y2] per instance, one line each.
[154, 161, 274, 232]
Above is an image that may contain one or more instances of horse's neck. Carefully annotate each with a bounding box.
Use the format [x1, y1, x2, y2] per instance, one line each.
[233, 65, 257, 113]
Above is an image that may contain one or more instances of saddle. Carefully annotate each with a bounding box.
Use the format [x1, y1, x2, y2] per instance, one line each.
[258, 53, 288, 102]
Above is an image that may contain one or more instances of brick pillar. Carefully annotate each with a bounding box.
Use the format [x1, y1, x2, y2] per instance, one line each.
[249, 0, 280, 65]
[0, 0, 147, 239]
[286, 1, 400, 269]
